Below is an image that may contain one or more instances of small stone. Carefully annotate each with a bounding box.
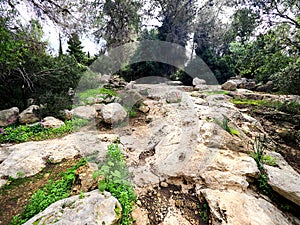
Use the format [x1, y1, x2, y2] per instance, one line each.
[160, 182, 169, 188]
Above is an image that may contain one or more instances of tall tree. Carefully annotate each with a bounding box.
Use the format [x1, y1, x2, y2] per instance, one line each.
[67, 33, 86, 64]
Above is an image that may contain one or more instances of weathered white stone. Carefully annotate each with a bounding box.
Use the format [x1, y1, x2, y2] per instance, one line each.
[159, 206, 191, 225]
[42, 116, 65, 129]
[0, 107, 19, 126]
[73, 105, 95, 119]
[193, 77, 206, 86]
[201, 189, 295, 225]
[165, 90, 182, 103]
[0, 131, 114, 183]
[265, 165, 300, 206]
[138, 105, 150, 113]
[19, 105, 40, 124]
[23, 190, 121, 225]
[97, 103, 127, 125]
[221, 80, 237, 91]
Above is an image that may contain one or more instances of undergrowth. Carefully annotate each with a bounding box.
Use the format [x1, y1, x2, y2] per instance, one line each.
[93, 144, 136, 225]
[214, 115, 240, 136]
[9, 158, 87, 225]
[231, 98, 300, 114]
[0, 118, 88, 143]
[249, 135, 272, 195]
[78, 87, 118, 105]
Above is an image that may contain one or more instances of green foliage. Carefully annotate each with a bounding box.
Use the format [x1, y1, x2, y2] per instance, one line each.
[0, 118, 88, 143]
[231, 98, 300, 114]
[249, 135, 273, 195]
[214, 115, 240, 136]
[262, 155, 277, 167]
[201, 90, 230, 95]
[94, 144, 136, 225]
[77, 87, 118, 105]
[198, 203, 209, 223]
[0, 17, 84, 116]
[9, 159, 87, 225]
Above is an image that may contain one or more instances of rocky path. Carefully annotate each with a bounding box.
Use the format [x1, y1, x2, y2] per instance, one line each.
[1, 83, 300, 225]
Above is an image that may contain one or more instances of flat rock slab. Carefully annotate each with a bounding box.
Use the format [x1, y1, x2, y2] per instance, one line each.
[23, 190, 121, 225]
[0, 132, 118, 186]
[265, 165, 300, 206]
[201, 189, 298, 225]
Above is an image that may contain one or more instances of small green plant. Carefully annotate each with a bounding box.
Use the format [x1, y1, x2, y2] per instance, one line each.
[0, 118, 88, 144]
[9, 158, 87, 225]
[198, 203, 209, 223]
[79, 191, 85, 199]
[262, 155, 277, 166]
[214, 115, 240, 136]
[93, 144, 136, 225]
[249, 135, 273, 195]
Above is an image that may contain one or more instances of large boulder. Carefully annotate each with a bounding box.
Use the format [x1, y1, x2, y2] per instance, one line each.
[264, 165, 300, 206]
[73, 105, 95, 119]
[0, 107, 19, 126]
[192, 77, 206, 86]
[96, 103, 127, 125]
[256, 81, 274, 92]
[165, 90, 182, 103]
[19, 105, 40, 124]
[23, 190, 122, 225]
[221, 80, 237, 91]
[42, 116, 65, 129]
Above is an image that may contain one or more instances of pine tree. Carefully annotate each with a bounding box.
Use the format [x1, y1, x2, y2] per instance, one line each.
[58, 33, 63, 56]
[66, 33, 86, 63]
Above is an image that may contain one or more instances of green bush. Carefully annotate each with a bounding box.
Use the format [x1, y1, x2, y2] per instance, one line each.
[93, 144, 136, 225]
[0, 118, 88, 143]
[9, 159, 87, 225]
[214, 115, 240, 136]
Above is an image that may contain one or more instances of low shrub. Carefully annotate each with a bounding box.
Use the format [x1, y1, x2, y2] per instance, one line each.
[0, 118, 88, 143]
[9, 159, 87, 225]
[93, 144, 136, 225]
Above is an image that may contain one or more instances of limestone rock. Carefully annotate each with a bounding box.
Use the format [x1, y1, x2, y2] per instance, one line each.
[221, 80, 237, 91]
[138, 105, 150, 113]
[201, 189, 295, 225]
[121, 90, 144, 107]
[194, 84, 208, 91]
[0, 107, 19, 126]
[73, 162, 103, 194]
[125, 81, 136, 90]
[19, 105, 40, 124]
[99, 74, 112, 84]
[42, 116, 65, 129]
[23, 190, 121, 225]
[193, 77, 206, 86]
[159, 206, 191, 225]
[265, 165, 300, 206]
[166, 81, 183, 86]
[59, 109, 73, 120]
[165, 90, 182, 103]
[73, 105, 95, 119]
[96, 103, 127, 125]
[0, 131, 113, 184]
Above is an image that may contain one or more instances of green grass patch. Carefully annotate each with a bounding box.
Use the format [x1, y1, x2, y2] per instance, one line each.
[93, 144, 136, 225]
[0, 118, 89, 144]
[231, 98, 300, 114]
[9, 159, 87, 225]
[201, 90, 230, 95]
[78, 87, 118, 104]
